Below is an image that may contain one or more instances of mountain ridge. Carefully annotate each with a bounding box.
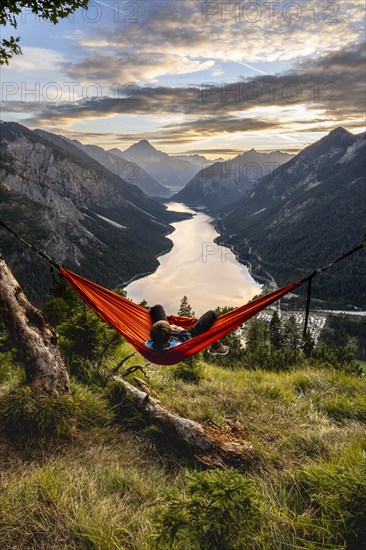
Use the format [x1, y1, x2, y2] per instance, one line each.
[0, 122, 187, 305]
[174, 149, 293, 207]
[217, 127, 366, 308]
[51, 135, 170, 197]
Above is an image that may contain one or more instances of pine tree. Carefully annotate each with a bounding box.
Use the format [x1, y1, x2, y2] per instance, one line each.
[245, 318, 269, 351]
[269, 311, 282, 349]
[302, 330, 315, 357]
[42, 274, 79, 327]
[58, 309, 118, 361]
[214, 306, 245, 361]
[283, 317, 301, 350]
[178, 296, 195, 318]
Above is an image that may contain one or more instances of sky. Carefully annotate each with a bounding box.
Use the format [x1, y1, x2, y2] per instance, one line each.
[0, 0, 365, 158]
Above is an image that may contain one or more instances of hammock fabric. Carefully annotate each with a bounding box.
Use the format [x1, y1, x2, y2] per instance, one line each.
[60, 267, 303, 366]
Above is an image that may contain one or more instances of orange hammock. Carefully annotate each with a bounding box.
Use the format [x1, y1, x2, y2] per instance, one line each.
[60, 267, 303, 366]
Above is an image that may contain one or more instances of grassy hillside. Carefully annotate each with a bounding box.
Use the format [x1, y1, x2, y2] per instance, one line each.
[0, 337, 365, 549]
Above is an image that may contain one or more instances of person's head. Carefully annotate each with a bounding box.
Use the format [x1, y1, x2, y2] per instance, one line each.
[150, 320, 171, 350]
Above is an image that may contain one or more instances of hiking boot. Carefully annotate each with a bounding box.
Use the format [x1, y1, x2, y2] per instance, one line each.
[207, 344, 229, 356]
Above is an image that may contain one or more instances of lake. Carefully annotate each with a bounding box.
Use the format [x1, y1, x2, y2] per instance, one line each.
[125, 202, 261, 316]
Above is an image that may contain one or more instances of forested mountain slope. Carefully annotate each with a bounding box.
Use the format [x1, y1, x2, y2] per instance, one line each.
[217, 128, 366, 308]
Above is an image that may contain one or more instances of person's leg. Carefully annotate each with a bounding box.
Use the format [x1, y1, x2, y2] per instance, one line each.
[150, 305, 168, 324]
[188, 310, 217, 338]
[188, 310, 224, 351]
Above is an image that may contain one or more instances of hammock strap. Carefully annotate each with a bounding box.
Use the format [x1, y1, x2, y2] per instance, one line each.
[0, 220, 60, 270]
[302, 236, 366, 283]
[303, 276, 313, 339]
[1, 218, 364, 286]
[1, 218, 365, 352]
[301, 235, 366, 338]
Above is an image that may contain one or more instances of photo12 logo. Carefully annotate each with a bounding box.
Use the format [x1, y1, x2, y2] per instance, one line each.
[201, 81, 339, 105]
[201, 161, 274, 183]
[200, 160, 325, 185]
[202, 242, 237, 263]
[1, 81, 139, 103]
[201, 2, 340, 24]
[20, 1, 139, 24]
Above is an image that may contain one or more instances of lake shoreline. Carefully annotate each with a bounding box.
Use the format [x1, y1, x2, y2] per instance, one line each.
[118, 201, 193, 288]
[165, 201, 365, 315]
[124, 201, 261, 314]
[167, 200, 273, 286]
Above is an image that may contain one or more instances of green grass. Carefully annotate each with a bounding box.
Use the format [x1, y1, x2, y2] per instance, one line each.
[144, 360, 366, 466]
[0, 346, 365, 548]
[0, 429, 171, 549]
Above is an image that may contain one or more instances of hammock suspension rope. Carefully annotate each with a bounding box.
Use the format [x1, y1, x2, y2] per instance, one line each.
[1, 219, 365, 365]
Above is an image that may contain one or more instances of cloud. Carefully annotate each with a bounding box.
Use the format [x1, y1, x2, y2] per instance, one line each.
[144, 117, 278, 144]
[1, 47, 63, 73]
[4, 39, 363, 132]
[57, 0, 365, 85]
[0, 0, 363, 160]
[177, 148, 246, 155]
[299, 40, 365, 72]
[34, 116, 277, 145]
[61, 52, 215, 84]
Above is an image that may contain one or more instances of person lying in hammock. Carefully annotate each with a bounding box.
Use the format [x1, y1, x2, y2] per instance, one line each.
[145, 304, 229, 355]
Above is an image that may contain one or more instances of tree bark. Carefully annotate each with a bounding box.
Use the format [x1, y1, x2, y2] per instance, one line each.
[114, 375, 255, 468]
[0, 256, 70, 393]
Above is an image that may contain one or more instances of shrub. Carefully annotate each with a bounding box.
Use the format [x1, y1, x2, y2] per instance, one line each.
[58, 309, 120, 361]
[42, 296, 71, 326]
[310, 345, 362, 375]
[156, 469, 264, 550]
[0, 383, 113, 438]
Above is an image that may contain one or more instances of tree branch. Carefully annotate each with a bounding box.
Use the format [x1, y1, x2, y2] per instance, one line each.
[111, 352, 137, 373]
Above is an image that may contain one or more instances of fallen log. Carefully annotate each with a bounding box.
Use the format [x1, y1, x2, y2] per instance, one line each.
[113, 375, 255, 468]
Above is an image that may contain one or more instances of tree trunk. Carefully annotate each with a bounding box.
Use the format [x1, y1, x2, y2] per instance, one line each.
[0, 256, 70, 393]
[114, 375, 255, 468]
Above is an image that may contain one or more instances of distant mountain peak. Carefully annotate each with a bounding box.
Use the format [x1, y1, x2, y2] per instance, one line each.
[328, 127, 350, 137]
[132, 139, 156, 151]
[120, 139, 200, 188]
[121, 139, 160, 157]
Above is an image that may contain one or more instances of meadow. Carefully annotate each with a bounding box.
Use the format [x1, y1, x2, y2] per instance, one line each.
[0, 337, 365, 549]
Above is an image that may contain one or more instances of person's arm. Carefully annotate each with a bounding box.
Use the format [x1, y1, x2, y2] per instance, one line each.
[170, 324, 184, 333]
[171, 328, 192, 342]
